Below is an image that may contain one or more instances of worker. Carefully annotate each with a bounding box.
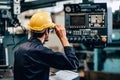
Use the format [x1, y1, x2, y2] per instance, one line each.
[14, 11, 79, 80]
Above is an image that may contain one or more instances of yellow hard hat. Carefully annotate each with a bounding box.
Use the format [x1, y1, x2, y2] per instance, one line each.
[28, 11, 55, 31]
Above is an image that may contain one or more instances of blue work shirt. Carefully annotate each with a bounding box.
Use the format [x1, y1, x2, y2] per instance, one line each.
[14, 37, 79, 80]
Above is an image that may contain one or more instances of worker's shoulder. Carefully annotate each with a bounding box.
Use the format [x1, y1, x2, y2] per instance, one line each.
[15, 39, 54, 53]
[21, 41, 51, 51]
[14, 41, 30, 51]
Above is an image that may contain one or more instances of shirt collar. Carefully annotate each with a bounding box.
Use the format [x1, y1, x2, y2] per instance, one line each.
[28, 37, 43, 46]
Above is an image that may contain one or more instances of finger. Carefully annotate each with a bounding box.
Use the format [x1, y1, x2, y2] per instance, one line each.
[55, 24, 59, 29]
[55, 24, 61, 30]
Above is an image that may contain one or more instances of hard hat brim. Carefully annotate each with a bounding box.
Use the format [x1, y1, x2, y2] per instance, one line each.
[28, 23, 55, 31]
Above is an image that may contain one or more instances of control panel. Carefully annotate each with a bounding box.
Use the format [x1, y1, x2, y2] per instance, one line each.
[64, 3, 109, 48]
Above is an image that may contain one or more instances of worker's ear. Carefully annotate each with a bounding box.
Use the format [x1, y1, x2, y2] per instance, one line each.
[44, 29, 49, 35]
[44, 29, 49, 42]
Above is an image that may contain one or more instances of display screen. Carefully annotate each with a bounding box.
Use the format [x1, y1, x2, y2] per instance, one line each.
[89, 14, 104, 28]
[70, 15, 85, 26]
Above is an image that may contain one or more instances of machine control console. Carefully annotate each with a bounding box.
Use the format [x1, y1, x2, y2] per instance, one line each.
[64, 3, 108, 47]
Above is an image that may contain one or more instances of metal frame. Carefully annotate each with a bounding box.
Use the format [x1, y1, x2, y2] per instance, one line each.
[21, 0, 69, 12]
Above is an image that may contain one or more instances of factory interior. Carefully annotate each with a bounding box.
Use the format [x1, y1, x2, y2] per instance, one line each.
[0, 0, 120, 80]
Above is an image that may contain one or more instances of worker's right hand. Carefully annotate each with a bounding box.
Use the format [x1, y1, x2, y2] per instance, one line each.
[55, 24, 70, 46]
[54, 24, 66, 39]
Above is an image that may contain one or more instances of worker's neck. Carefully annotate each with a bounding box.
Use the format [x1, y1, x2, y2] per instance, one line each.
[38, 38, 44, 43]
[37, 37, 45, 44]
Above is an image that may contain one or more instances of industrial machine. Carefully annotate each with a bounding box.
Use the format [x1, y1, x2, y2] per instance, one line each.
[64, 2, 113, 71]
[64, 3, 112, 48]
[0, 0, 23, 68]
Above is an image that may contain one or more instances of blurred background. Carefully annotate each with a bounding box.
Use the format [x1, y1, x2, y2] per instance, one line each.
[0, 0, 120, 80]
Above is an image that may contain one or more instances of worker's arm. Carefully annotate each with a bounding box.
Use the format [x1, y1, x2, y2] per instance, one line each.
[43, 46, 79, 70]
[42, 24, 79, 70]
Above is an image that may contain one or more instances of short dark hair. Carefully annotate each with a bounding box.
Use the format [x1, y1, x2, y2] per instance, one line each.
[31, 29, 46, 38]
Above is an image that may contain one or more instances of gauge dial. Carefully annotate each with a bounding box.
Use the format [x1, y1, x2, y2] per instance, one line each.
[65, 6, 71, 12]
